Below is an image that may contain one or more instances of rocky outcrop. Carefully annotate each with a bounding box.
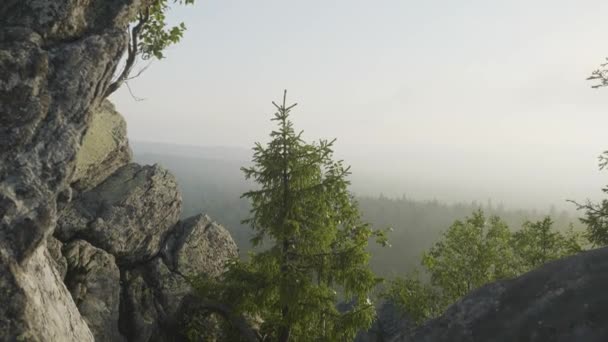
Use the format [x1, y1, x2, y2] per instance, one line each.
[120, 215, 238, 341]
[398, 246, 608, 342]
[48, 102, 238, 341]
[164, 214, 239, 278]
[71, 100, 132, 192]
[0, 0, 140, 340]
[57, 163, 182, 264]
[63, 239, 123, 342]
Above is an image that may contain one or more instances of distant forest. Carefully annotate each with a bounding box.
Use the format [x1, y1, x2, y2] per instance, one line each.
[135, 149, 584, 277]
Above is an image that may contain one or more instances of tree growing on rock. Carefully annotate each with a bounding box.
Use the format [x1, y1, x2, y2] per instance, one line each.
[190, 91, 387, 341]
[105, 0, 195, 97]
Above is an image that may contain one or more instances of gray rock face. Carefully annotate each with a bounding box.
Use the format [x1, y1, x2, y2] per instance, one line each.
[357, 302, 412, 342]
[400, 246, 608, 342]
[47, 236, 68, 279]
[72, 100, 133, 192]
[0, 0, 141, 340]
[0, 246, 96, 342]
[120, 214, 239, 341]
[164, 214, 239, 278]
[57, 163, 182, 264]
[0, 1, 139, 43]
[63, 239, 124, 342]
[120, 257, 189, 342]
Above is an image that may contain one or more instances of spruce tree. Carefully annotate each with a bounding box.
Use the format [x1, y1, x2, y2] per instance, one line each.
[191, 91, 386, 341]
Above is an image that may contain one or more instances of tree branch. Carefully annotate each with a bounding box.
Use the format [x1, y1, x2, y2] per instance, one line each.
[104, 7, 150, 98]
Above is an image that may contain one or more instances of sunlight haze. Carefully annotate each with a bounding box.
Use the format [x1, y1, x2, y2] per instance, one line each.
[110, 0, 608, 211]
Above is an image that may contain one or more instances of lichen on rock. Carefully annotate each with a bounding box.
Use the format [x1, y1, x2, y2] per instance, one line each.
[72, 99, 133, 192]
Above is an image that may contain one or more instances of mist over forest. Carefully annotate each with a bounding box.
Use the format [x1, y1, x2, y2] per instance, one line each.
[133, 140, 586, 277]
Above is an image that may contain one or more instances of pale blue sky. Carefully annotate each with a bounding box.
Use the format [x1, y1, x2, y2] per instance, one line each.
[111, 0, 608, 209]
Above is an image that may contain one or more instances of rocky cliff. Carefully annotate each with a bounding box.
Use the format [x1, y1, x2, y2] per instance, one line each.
[0, 2, 238, 340]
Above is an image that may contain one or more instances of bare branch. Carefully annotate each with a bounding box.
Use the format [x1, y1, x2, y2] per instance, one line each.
[104, 7, 150, 98]
[125, 82, 145, 101]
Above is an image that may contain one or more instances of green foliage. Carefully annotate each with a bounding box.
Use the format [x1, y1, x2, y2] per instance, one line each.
[561, 226, 587, 254]
[385, 210, 585, 328]
[382, 272, 442, 325]
[105, 0, 194, 96]
[576, 199, 608, 246]
[138, 0, 194, 60]
[134, 148, 585, 277]
[571, 151, 608, 247]
[190, 92, 385, 341]
[511, 217, 585, 273]
[422, 210, 515, 304]
[357, 196, 582, 277]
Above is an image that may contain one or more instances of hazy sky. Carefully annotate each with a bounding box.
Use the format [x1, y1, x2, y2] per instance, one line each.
[111, 0, 608, 210]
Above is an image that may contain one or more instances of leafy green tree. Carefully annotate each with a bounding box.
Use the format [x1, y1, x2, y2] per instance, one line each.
[381, 210, 516, 328]
[384, 211, 586, 327]
[191, 91, 386, 341]
[511, 217, 562, 271]
[106, 0, 195, 97]
[382, 271, 442, 326]
[421, 210, 515, 305]
[511, 217, 585, 273]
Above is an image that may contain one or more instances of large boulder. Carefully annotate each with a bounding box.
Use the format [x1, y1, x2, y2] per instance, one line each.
[120, 214, 239, 341]
[57, 163, 182, 264]
[63, 239, 123, 342]
[164, 214, 239, 278]
[400, 246, 608, 342]
[71, 100, 132, 192]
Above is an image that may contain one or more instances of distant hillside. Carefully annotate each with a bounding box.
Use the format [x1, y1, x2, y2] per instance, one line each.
[132, 142, 584, 276]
